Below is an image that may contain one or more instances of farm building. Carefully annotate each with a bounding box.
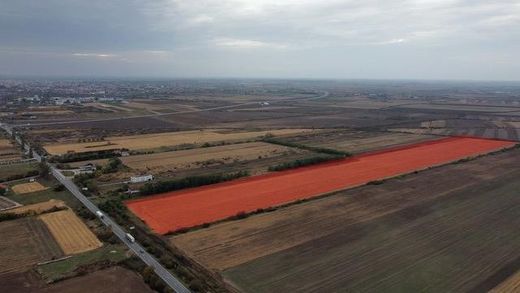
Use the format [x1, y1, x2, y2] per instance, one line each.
[130, 175, 154, 183]
[79, 163, 97, 173]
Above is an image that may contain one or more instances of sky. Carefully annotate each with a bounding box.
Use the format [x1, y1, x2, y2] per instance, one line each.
[0, 0, 519, 80]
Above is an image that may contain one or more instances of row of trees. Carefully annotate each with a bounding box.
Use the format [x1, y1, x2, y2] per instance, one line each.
[50, 149, 123, 163]
[139, 170, 250, 196]
[263, 137, 351, 156]
[268, 156, 339, 172]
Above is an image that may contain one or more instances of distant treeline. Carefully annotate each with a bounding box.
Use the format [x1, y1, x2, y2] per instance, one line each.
[268, 156, 341, 172]
[49, 149, 123, 163]
[263, 138, 351, 156]
[139, 170, 250, 196]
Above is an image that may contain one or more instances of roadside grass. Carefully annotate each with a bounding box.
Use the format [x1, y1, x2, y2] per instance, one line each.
[37, 244, 128, 282]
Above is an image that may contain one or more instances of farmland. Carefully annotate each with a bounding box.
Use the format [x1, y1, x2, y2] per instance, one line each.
[121, 142, 306, 173]
[491, 270, 520, 292]
[44, 128, 316, 155]
[0, 138, 21, 162]
[0, 218, 63, 274]
[4, 79, 520, 293]
[39, 209, 103, 254]
[0, 266, 152, 293]
[11, 181, 48, 194]
[2, 199, 66, 215]
[0, 196, 20, 211]
[276, 130, 437, 154]
[0, 162, 39, 182]
[127, 137, 514, 234]
[172, 148, 520, 292]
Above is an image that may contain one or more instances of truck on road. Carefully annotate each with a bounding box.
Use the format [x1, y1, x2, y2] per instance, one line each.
[125, 233, 135, 243]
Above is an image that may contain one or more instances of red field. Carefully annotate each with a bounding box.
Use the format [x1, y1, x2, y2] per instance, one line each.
[126, 137, 515, 234]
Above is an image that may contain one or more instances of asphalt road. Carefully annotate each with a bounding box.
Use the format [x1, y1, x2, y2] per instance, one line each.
[0, 123, 190, 293]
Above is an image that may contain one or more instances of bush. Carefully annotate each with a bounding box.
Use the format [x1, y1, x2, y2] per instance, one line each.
[102, 157, 123, 174]
[53, 184, 65, 192]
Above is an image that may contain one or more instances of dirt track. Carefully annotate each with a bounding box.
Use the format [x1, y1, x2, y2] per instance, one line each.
[127, 137, 515, 234]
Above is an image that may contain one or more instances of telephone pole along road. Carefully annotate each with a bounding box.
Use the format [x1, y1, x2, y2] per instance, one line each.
[0, 123, 190, 293]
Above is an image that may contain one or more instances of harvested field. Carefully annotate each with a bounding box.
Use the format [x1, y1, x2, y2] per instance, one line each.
[43, 266, 153, 293]
[0, 196, 21, 211]
[0, 218, 63, 274]
[44, 128, 316, 155]
[122, 142, 303, 172]
[491, 270, 520, 292]
[0, 139, 21, 162]
[281, 130, 436, 154]
[172, 149, 520, 292]
[3, 200, 66, 215]
[11, 181, 48, 194]
[39, 209, 102, 255]
[0, 266, 152, 293]
[172, 148, 520, 271]
[127, 137, 515, 234]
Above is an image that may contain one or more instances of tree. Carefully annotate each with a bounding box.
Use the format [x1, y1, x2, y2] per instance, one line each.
[38, 162, 50, 179]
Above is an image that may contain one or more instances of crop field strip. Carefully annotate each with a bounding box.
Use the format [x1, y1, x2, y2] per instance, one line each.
[172, 148, 520, 271]
[279, 130, 437, 154]
[11, 181, 48, 194]
[39, 209, 102, 255]
[0, 218, 63, 274]
[223, 172, 520, 292]
[44, 128, 316, 155]
[490, 270, 520, 292]
[0, 196, 20, 211]
[171, 149, 520, 292]
[121, 141, 303, 171]
[2, 200, 66, 215]
[127, 137, 515, 234]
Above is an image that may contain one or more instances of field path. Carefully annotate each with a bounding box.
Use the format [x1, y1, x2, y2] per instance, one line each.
[126, 137, 515, 234]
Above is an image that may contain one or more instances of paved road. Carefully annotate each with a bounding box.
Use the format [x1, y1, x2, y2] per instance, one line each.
[0, 123, 190, 293]
[12, 91, 329, 128]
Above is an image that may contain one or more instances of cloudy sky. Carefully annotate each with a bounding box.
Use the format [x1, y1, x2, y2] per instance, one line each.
[1, 0, 519, 80]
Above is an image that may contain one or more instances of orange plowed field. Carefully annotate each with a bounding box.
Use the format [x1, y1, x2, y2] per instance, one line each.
[126, 137, 515, 234]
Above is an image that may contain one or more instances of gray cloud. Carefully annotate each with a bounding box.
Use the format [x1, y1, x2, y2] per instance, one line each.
[0, 0, 519, 80]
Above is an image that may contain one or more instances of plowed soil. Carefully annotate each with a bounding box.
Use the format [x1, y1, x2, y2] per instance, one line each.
[127, 137, 515, 234]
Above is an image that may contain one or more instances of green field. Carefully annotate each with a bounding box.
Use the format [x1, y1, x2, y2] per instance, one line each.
[37, 244, 128, 282]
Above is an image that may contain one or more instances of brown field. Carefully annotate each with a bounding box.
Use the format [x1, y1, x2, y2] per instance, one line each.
[0, 196, 21, 211]
[0, 266, 153, 293]
[11, 182, 48, 194]
[398, 103, 520, 112]
[84, 102, 134, 112]
[172, 148, 520, 292]
[0, 139, 20, 161]
[39, 209, 102, 255]
[491, 270, 520, 292]
[122, 141, 303, 172]
[44, 128, 317, 155]
[0, 139, 12, 148]
[3, 200, 66, 215]
[281, 130, 436, 154]
[0, 218, 63, 274]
